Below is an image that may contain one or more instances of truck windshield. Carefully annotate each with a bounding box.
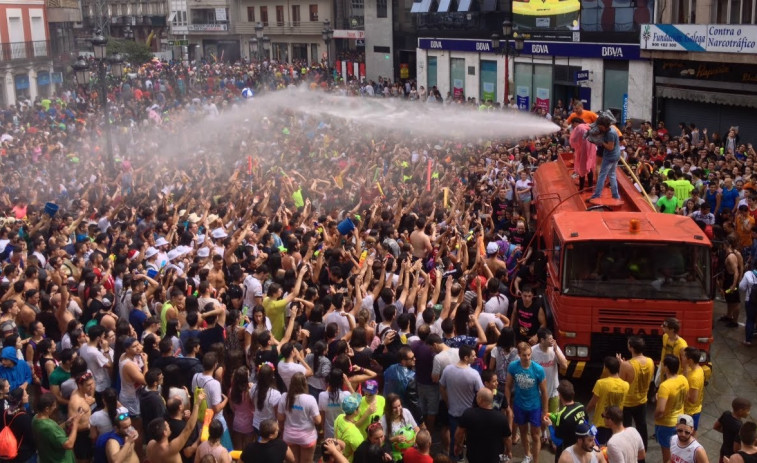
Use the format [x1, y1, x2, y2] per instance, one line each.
[562, 242, 711, 301]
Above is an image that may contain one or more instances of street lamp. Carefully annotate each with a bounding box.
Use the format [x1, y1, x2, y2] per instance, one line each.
[322, 19, 334, 78]
[491, 20, 524, 107]
[72, 58, 91, 85]
[88, 29, 124, 167]
[251, 22, 269, 62]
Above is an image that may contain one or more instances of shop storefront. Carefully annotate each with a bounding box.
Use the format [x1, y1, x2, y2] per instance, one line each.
[653, 60, 757, 141]
[640, 24, 757, 141]
[417, 38, 652, 121]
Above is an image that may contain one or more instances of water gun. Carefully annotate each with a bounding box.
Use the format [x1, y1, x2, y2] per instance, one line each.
[359, 250, 368, 268]
[230, 450, 242, 460]
[200, 409, 214, 441]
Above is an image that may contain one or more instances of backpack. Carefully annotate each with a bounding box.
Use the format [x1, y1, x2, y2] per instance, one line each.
[0, 411, 24, 459]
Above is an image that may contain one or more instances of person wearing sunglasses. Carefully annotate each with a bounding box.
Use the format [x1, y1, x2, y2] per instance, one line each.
[557, 421, 606, 463]
[93, 409, 140, 463]
[670, 414, 708, 463]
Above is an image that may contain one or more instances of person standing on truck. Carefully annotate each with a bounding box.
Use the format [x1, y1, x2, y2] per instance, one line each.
[511, 286, 546, 345]
[569, 117, 597, 192]
[589, 119, 622, 202]
[654, 355, 689, 463]
[586, 356, 629, 446]
[565, 102, 598, 126]
[619, 336, 654, 451]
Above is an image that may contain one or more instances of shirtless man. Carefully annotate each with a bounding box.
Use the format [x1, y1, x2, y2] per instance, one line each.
[102, 413, 140, 463]
[69, 371, 96, 463]
[409, 216, 433, 260]
[146, 389, 205, 463]
[208, 255, 227, 292]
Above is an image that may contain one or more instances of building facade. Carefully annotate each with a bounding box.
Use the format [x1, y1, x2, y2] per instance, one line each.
[641, 5, 757, 137]
[0, 0, 57, 106]
[80, 0, 168, 51]
[412, 0, 656, 121]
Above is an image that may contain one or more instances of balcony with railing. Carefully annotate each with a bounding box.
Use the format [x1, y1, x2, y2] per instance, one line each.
[235, 20, 326, 35]
[0, 41, 51, 62]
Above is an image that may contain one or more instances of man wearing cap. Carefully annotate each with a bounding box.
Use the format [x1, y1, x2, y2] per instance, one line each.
[210, 227, 228, 258]
[670, 414, 708, 463]
[154, 237, 170, 269]
[333, 393, 363, 462]
[558, 422, 606, 463]
[144, 247, 160, 275]
[603, 405, 645, 463]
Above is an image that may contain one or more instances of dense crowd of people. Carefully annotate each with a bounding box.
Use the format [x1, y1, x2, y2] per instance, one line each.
[0, 55, 753, 463]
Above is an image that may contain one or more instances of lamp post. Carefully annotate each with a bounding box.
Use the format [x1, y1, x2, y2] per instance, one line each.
[89, 29, 124, 167]
[250, 22, 270, 62]
[321, 19, 333, 77]
[491, 20, 524, 108]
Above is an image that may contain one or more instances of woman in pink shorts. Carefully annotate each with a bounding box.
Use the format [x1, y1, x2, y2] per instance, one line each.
[277, 372, 323, 463]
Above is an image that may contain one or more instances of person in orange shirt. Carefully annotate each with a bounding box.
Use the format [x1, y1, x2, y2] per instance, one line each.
[565, 102, 598, 126]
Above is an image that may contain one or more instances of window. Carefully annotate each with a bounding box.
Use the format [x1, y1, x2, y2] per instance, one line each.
[260, 6, 268, 25]
[675, 0, 695, 23]
[276, 5, 284, 25]
[352, 0, 364, 12]
[377, 0, 387, 17]
[309, 4, 318, 21]
[292, 5, 300, 25]
[247, 6, 255, 22]
[718, 0, 757, 22]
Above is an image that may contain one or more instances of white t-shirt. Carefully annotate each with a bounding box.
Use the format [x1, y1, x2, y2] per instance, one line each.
[243, 275, 263, 309]
[318, 390, 351, 438]
[380, 408, 417, 437]
[323, 311, 354, 339]
[531, 345, 562, 398]
[478, 312, 505, 331]
[277, 360, 306, 391]
[90, 409, 114, 434]
[607, 427, 645, 463]
[250, 385, 282, 430]
[278, 393, 320, 445]
[192, 373, 222, 408]
[484, 294, 509, 315]
[432, 348, 459, 380]
[79, 344, 112, 392]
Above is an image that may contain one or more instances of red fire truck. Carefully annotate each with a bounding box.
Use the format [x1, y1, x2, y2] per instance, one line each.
[532, 152, 713, 380]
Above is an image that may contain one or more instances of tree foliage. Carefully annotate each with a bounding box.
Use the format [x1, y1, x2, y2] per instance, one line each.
[106, 39, 153, 65]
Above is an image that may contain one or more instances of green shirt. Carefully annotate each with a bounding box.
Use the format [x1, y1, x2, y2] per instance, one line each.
[357, 395, 386, 439]
[160, 301, 174, 336]
[334, 414, 364, 462]
[33, 416, 75, 463]
[665, 179, 694, 207]
[48, 366, 70, 388]
[263, 297, 289, 340]
[657, 195, 678, 214]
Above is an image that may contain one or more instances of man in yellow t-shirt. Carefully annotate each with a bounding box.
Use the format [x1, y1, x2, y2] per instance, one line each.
[263, 267, 306, 340]
[682, 347, 705, 434]
[619, 336, 654, 450]
[654, 355, 689, 463]
[586, 356, 629, 445]
[660, 317, 687, 373]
